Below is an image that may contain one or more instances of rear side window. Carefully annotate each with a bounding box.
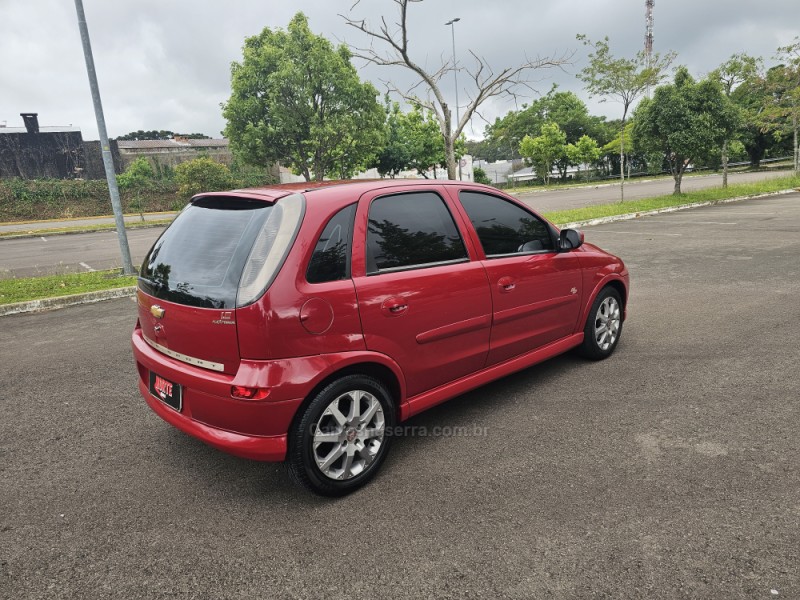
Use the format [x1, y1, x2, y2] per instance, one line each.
[307, 204, 356, 283]
[459, 191, 554, 256]
[366, 192, 468, 274]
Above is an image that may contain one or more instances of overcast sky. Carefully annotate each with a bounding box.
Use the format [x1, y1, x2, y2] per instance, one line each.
[1, 0, 797, 141]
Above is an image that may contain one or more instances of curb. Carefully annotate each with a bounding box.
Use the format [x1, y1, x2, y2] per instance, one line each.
[0, 211, 176, 228]
[558, 189, 799, 229]
[0, 286, 136, 317]
[514, 172, 733, 196]
[0, 221, 171, 240]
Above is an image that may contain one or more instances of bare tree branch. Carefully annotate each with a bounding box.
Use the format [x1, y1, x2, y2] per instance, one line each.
[342, 0, 572, 179]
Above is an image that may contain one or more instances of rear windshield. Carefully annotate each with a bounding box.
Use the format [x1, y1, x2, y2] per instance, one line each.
[139, 197, 273, 308]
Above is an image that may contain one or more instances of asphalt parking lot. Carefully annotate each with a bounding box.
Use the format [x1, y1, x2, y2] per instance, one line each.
[2, 193, 799, 599]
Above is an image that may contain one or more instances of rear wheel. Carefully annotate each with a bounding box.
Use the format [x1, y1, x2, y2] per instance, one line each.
[578, 287, 623, 360]
[288, 374, 395, 496]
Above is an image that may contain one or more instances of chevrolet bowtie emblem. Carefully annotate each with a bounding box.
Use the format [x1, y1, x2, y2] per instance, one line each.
[150, 305, 166, 318]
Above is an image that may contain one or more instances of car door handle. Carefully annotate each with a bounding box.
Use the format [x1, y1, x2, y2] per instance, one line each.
[381, 296, 408, 317]
[497, 277, 516, 293]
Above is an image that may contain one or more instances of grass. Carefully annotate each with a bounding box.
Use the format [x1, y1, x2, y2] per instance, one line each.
[542, 174, 800, 226]
[0, 218, 173, 239]
[0, 269, 137, 305]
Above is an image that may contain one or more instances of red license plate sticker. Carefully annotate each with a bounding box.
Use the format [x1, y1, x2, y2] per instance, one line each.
[149, 371, 182, 411]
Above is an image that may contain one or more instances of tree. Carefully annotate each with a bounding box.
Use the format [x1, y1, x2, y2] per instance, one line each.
[633, 68, 739, 195]
[373, 101, 454, 178]
[761, 38, 800, 174]
[473, 166, 492, 185]
[476, 87, 608, 173]
[566, 135, 602, 181]
[344, 0, 570, 180]
[711, 53, 761, 186]
[519, 123, 567, 185]
[223, 13, 385, 182]
[732, 76, 773, 167]
[373, 99, 411, 178]
[174, 158, 233, 199]
[116, 130, 209, 140]
[403, 106, 453, 178]
[577, 35, 675, 201]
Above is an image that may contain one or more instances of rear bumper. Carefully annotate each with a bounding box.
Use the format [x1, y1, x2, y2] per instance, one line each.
[132, 327, 302, 462]
[139, 378, 288, 461]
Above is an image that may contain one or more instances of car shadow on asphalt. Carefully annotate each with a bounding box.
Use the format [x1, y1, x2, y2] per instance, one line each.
[147, 350, 589, 505]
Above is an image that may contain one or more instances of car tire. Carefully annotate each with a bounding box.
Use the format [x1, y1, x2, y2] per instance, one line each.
[287, 374, 395, 496]
[578, 286, 624, 360]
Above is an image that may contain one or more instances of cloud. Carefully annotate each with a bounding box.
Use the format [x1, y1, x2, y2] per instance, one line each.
[0, 0, 796, 140]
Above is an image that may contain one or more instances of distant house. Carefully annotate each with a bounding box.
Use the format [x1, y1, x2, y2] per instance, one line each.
[0, 113, 118, 179]
[116, 137, 232, 170]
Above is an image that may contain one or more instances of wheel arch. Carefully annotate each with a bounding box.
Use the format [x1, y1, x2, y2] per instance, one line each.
[288, 360, 405, 445]
[605, 278, 627, 309]
[579, 275, 628, 330]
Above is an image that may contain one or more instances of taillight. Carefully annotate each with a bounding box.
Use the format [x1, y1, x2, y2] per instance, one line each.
[236, 193, 305, 307]
[231, 386, 270, 401]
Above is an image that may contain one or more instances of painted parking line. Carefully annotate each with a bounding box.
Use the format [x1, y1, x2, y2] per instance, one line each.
[662, 221, 738, 225]
[40, 237, 47, 242]
[590, 230, 683, 237]
[79, 262, 96, 272]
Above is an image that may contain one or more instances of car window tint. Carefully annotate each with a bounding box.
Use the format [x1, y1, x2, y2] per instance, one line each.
[307, 204, 356, 283]
[139, 197, 273, 308]
[459, 191, 554, 256]
[367, 192, 468, 273]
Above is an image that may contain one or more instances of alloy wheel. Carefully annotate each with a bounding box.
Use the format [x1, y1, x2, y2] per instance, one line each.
[312, 390, 386, 481]
[594, 296, 621, 351]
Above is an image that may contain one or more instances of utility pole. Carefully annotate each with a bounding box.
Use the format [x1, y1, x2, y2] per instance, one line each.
[645, 0, 655, 98]
[446, 17, 461, 180]
[73, 0, 135, 275]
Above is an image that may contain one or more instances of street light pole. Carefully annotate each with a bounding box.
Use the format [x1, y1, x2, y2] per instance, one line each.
[73, 0, 135, 275]
[445, 17, 461, 180]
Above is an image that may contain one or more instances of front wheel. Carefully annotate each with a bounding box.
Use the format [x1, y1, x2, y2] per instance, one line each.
[578, 287, 623, 360]
[287, 374, 395, 496]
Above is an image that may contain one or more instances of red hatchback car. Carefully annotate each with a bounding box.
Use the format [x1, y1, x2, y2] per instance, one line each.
[132, 179, 628, 495]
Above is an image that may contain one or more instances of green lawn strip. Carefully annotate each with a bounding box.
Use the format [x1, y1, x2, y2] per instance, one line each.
[0, 269, 137, 305]
[542, 175, 800, 226]
[0, 218, 173, 238]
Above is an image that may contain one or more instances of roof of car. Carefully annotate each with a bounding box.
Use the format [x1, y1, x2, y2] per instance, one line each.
[243, 178, 461, 194]
[195, 178, 500, 209]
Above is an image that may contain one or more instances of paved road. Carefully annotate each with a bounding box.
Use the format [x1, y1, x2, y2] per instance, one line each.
[518, 169, 790, 212]
[0, 228, 163, 278]
[2, 193, 798, 598]
[0, 169, 792, 279]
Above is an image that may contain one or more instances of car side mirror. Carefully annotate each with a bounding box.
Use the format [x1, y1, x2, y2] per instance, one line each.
[558, 228, 584, 251]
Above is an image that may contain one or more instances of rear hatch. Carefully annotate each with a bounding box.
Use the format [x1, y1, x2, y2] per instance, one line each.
[137, 193, 304, 375]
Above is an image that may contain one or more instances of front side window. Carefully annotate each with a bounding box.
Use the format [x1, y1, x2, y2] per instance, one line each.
[307, 204, 356, 283]
[459, 191, 554, 257]
[367, 192, 468, 274]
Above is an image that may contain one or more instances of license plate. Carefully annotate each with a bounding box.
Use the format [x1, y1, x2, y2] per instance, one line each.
[149, 371, 182, 411]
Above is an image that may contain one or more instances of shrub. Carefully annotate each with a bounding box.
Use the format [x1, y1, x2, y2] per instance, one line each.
[174, 158, 234, 199]
[117, 157, 155, 189]
[473, 166, 492, 185]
